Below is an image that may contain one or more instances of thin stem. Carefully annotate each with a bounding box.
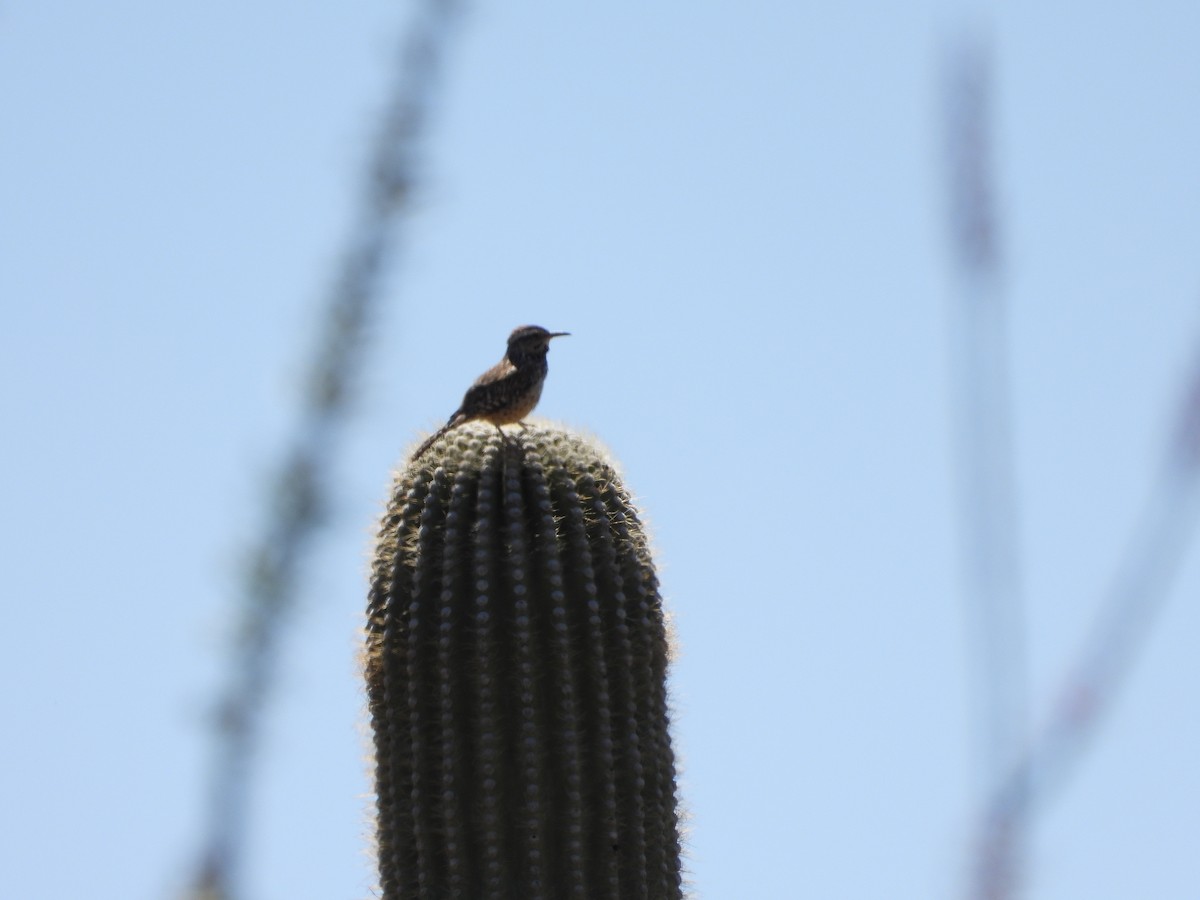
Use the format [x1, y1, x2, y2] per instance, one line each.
[973, 342, 1200, 896]
[186, 3, 463, 897]
[942, 29, 1029, 899]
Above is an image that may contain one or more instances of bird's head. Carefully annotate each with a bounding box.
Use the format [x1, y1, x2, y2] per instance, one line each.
[506, 325, 569, 360]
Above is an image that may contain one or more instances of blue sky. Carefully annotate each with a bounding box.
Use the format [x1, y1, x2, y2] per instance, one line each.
[3, 2, 1200, 898]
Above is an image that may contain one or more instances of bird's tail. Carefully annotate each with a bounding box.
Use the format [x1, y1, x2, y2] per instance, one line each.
[411, 414, 464, 461]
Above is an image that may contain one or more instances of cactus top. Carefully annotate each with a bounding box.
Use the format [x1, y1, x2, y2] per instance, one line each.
[367, 422, 684, 898]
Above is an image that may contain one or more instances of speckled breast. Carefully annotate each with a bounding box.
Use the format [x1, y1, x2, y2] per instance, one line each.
[486, 378, 544, 424]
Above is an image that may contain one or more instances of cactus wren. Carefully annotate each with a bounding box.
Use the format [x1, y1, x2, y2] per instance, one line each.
[411, 325, 569, 460]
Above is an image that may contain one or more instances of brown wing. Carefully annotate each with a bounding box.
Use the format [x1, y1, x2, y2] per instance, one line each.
[469, 358, 516, 388]
[457, 359, 521, 417]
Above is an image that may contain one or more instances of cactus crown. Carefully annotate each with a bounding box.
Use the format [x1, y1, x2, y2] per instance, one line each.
[366, 423, 683, 899]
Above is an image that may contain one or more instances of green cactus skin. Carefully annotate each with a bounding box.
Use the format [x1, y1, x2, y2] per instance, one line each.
[366, 423, 684, 899]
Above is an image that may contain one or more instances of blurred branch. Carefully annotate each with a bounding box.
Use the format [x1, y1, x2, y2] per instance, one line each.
[973, 338, 1200, 897]
[942, 28, 1029, 900]
[945, 27, 1200, 899]
[186, 3, 464, 898]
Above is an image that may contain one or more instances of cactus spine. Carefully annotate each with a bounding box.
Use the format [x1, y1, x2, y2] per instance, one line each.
[366, 423, 684, 899]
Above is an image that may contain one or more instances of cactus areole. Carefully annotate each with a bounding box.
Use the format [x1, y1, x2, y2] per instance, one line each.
[366, 423, 684, 899]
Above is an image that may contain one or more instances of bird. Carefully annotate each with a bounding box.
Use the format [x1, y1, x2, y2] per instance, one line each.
[411, 325, 570, 460]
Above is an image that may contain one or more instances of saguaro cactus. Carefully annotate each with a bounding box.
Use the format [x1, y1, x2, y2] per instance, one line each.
[365, 423, 684, 899]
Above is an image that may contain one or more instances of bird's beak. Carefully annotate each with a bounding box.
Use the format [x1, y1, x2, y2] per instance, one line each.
[548, 332, 570, 339]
